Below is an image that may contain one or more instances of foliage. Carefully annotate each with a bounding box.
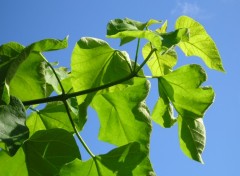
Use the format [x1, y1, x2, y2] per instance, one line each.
[0, 16, 224, 175]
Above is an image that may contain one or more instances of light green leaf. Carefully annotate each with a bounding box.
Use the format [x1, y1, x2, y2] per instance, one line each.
[156, 20, 168, 33]
[178, 115, 206, 163]
[71, 37, 133, 130]
[107, 18, 161, 46]
[0, 148, 28, 176]
[175, 16, 224, 71]
[27, 100, 79, 136]
[60, 142, 155, 176]
[0, 96, 29, 156]
[142, 43, 177, 76]
[44, 64, 69, 94]
[9, 52, 48, 101]
[23, 128, 80, 176]
[159, 64, 214, 119]
[0, 37, 68, 103]
[91, 78, 151, 148]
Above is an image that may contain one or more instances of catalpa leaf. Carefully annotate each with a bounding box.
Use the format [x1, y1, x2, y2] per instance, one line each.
[142, 43, 177, 76]
[91, 78, 151, 148]
[0, 42, 24, 104]
[178, 116, 206, 163]
[0, 37, 68, 103]
[0, 148, 28, 176]
[26, 100, 79, 136]
[159, 64, 214, 119]
[0, 96, 29, 156]
[175, 16, 224, 72]
[71, 37, 133, 130]
[156, 20, 168, 33]
[60, 142, 155, 176]
[107, 18, 161, 46]
[152, 93, 176, 128]
[23, 128, 80, 176]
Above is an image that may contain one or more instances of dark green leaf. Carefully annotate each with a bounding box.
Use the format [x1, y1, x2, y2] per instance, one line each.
[175, 16, 224, 71]
[107, 18, 161, 46]
[23, 128, 80, 176]
[60, 142, 155, 176]
[178, 116, 206, 163]
[152, 96, 176, 128]
[71, 37, 133, 130]
[107, 18, 162, 49]
[0, 42, 24, 104]
[0, 96, 29, 156]
[0, 148, 28, 176]
[91, 78, 151, 148]
[160, 28, 189, 49]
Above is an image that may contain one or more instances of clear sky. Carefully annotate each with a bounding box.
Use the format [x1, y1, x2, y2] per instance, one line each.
[1, 0, 240, 175]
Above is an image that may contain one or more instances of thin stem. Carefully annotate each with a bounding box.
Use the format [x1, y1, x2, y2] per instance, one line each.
[135, 48, 157, 73]
[44, 60, 95, 158]
[133, 38, 141, 72]
[63, 100, 95, 158]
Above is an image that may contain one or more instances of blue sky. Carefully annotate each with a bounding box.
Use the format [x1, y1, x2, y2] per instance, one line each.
[1, 0, 240, 175]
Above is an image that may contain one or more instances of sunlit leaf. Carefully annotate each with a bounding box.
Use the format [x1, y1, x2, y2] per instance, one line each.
[44, 64, 69, 94]
[156, 20, 168, 33]
[175, 16, 224, 71]
[0, 96, 29, 156]
[23, 128, 80, 176]
[60, 142, 155, 176]
[142, 43, 177, 76]
[91, 78, 151, 148]
[9, 52, 48, 101]
[159, 64, 214, 119]
[178, 116, 205, 163]
[0, 148, 28, 176]
[27, 100, 79, 136]
[71, 37, 133, 129]
[0, 37, 68, 103]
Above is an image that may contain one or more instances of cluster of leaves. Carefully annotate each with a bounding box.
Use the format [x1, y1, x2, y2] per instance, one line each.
[0, 16, 224, 175]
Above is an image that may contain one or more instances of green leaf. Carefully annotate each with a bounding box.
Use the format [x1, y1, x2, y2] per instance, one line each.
[71, 37, 133, 129]
[156, 20, 168, 33]
[159, 64, 214, 119]
[175, 16, 224, 72]
[44, 64, 69, 94]
[60, 142, 155, 176]
[107, 18, 161, 46]
[0, 37, 68, 103]
[9, 52, 48, 101]
[23, 128, 80, 176]
[160, 28, 189, 49]
[0, 96, 29, 156]
[142, 43, 177, 76]
[27, 100, 79, 136]
[178, 116, 206, 163]
[152, 96, 176, 128]
[91, 78, 151, 148]
[0, 42, 24, 104]
[0, 148, 28, 176]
